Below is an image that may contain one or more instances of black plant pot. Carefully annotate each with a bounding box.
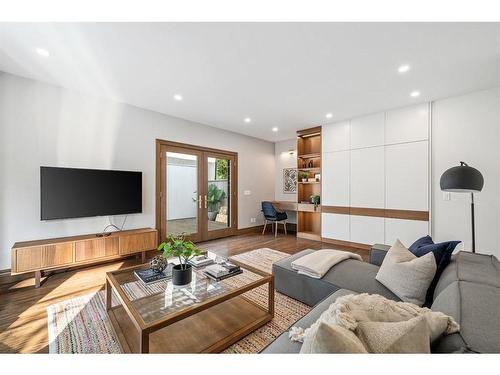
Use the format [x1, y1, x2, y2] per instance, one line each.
[172, 264, 192, 286]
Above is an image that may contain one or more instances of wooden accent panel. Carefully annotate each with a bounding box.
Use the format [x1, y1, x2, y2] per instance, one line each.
[384, 209, 429, 221]
[41, 243, 73, 268]
[119, 232, 157, 255]
[297, 126, 322, 137]
[75, 237, 119, 262]
[321, 237, 371, 251]
[350, 207, 386, 218]
[321, 205, 429, 221]
[321, 206, 350, 214]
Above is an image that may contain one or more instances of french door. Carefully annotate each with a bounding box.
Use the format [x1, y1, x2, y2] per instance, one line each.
[156, 140, 238, 243]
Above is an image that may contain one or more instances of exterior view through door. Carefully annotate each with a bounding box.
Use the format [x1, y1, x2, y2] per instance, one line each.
[156, 140, 238, 242]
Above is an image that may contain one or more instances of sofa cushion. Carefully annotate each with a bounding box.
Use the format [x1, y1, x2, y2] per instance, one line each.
[272, 249, 340, 306]
[261, 289, 358, 353]
[431, 280, 500, 353]
[322, 259, 400, 301]
[376, 240, 437, 306]
[433, 251, 500, 300]
[300, 322, 367, 353]
[409, 236, 461, 302]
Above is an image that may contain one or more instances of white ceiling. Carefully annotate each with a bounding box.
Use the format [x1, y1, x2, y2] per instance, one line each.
[1, 23, 500, 141]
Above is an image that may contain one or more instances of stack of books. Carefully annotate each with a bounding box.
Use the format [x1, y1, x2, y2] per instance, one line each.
[188, 255, 214, 268]
[203, 261, 242, 281]
[134, 264, 173, 285]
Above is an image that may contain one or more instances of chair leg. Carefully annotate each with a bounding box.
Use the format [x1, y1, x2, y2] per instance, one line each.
[284, 221, 287, 235]
[262, 220, 267, 235]
[275, 221, 278, 237]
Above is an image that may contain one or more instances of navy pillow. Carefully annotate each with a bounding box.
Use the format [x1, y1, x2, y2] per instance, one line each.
[408, 235, 461, 304]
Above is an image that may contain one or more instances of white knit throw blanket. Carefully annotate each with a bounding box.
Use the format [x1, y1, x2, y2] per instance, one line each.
[291, 249, 363, 278]
[289, 293, 460, 344]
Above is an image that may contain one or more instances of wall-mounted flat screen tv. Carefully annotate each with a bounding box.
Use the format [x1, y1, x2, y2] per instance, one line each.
[40, 166, 142, 220]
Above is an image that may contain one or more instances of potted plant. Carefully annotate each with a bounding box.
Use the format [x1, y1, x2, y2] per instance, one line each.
[207, 183, 226, 221]
[299, 171, 309, 182]
[157, 233, 201, 286]
[310, 194, 320, 209]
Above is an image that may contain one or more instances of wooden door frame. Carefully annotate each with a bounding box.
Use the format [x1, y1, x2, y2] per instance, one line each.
[155, 139, 238, 242]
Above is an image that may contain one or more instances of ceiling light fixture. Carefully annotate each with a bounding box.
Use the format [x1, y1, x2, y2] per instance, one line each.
[173, 94, 183, 101]
[35, 48, 50, 57]
[272, 127, 278, 132]
[244, 117, 251, 123]
[326, 113, 333, 119]
[398, 64, 410, 73]
[410, 90, 421, 98]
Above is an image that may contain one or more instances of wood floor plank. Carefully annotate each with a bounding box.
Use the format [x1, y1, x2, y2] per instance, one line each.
[0, 232, 368, 353]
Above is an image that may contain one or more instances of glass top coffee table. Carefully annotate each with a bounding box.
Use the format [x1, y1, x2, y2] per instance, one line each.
[105, 255, 274, 353]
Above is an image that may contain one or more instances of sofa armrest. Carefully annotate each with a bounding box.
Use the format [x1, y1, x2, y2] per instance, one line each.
[369, 244, 391, 266]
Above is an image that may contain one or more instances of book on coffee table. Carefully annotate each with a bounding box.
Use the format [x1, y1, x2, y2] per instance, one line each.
[203, 261, 242, 281]
[188, 255, 214, 268]
[134, 264, 173, 285]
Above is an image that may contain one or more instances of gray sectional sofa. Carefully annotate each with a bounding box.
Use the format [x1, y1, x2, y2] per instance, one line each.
[262, 245, 500, 353]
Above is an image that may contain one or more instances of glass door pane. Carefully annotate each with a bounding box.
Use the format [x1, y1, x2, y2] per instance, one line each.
[166, 151, 200, 239]
[206, 156, 231, 232]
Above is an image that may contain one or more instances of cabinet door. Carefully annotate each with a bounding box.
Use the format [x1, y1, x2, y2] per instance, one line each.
[41, 243, 73, 268]
[119, 232, 157, 255]
[322, 121, 350, 152]
[350, 215, 384, 245]
[350, 147, 385, 209]
[385, 103, 429, 145]
[75, 237, 119, 262]
[322, 213, 350, 241]
[15, 246, 43, 272]
[385, 141, 428, 211]
[350, 112, 385, 149]
[385, 218, 429, 247]
[322, 151, 350, 206]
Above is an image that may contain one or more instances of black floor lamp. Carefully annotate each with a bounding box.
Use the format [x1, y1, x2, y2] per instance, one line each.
[440, 162, 484, 253]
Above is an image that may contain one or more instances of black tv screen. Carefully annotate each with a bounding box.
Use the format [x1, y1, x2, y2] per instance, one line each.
[40, 166, 142, 220]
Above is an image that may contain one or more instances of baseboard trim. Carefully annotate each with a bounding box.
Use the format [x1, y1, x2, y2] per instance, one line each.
[237, 223, 297, 235]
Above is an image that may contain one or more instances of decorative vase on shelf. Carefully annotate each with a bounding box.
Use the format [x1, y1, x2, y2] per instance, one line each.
[308, 160, 313, 168]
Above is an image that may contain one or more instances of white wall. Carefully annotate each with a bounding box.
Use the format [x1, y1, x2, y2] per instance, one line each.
[0, 72, 275, 270]
[274, 139, 297, 223]
[432, 87, 500, 257]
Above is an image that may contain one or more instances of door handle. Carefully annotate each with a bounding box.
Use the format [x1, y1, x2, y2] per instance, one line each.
[204, 195, 207, 209]
[199, 195, 202, 209]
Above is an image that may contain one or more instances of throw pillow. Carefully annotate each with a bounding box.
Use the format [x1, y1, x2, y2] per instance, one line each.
[300, 322, 367, 353]
[355, 316, 431, 353]
[409, 235, 461, 302]
[375, 239, 437, 306]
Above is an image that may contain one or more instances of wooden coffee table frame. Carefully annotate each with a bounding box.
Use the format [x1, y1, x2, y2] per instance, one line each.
[105, 261, 274, 353]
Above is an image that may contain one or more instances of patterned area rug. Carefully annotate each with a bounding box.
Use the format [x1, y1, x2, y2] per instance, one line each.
[47, 248, 311, 353]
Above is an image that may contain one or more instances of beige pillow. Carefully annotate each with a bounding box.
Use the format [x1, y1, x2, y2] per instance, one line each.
[356, 316, 431, 353]
[375, 239, 437, 306]
[300, 322, 367, 353]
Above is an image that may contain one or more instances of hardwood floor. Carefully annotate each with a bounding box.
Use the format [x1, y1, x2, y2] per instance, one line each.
[0, 232, 368, 353]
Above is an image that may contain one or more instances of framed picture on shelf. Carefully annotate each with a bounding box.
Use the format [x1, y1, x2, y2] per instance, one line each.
[283, 168, 297, 194]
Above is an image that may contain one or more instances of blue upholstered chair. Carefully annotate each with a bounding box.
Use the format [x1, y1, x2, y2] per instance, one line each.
[261, 201, 288, 237]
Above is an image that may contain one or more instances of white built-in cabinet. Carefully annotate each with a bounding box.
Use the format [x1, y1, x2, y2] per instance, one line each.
[321, 103, 430, 247]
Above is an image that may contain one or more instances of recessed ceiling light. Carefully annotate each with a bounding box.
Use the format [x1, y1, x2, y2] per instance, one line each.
[272, 127, 278, 132]
[35, 48, 50, 57]
[410, 90, 421, 98]
[326, 113, 333, 119]
[398, 64, 410, 73]
[173, 94, 183, 101]
[244, 117, 251, 123]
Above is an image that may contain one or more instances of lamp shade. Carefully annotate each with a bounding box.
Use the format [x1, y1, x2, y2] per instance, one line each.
[440, 162, 484, 193]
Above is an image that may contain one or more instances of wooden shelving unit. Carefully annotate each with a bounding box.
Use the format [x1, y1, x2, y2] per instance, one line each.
[296, 126, 322, 241]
